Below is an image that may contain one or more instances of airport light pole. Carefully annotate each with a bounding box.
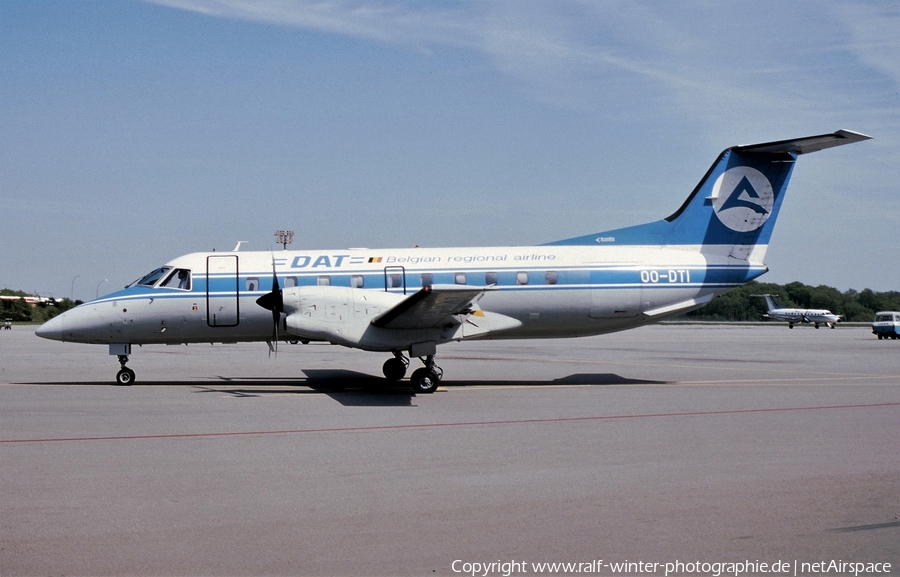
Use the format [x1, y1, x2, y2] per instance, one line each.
[275, 230, 294, 250]
[96, 279, 108, 299]
[71, 275, 80, 301]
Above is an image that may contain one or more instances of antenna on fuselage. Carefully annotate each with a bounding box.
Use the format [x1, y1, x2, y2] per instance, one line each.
[232, 241, 249, 251]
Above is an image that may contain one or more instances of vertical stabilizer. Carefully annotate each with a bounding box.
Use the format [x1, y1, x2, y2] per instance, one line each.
[547, 130, 871, 263]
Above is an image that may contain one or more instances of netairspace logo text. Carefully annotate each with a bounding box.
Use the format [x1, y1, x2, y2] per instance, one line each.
[450, 559, 892, 577]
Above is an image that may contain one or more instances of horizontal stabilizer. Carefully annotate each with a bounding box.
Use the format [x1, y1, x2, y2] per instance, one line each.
[734, 130, 871, 155]
[372, 285, 489, 330]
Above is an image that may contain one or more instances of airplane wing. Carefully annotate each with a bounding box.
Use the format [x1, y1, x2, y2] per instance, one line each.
[371, 285, 489, 330]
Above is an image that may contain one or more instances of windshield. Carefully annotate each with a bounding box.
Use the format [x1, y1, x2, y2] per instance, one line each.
[159, 268, 192, 290]
[127, 267, 171, 288]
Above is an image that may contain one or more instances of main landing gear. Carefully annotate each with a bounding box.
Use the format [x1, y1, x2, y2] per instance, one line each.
[382, 352, 409, 381]
[382, 352, 443, 394]
[116, 355, 135, 386]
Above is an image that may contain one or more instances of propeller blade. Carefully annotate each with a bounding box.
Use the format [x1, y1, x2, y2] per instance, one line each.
[255, 258, 284, 355]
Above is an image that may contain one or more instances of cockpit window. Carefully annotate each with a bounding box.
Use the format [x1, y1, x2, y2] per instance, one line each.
[128, 267, 172, 288]
[160, 269, 192, 290]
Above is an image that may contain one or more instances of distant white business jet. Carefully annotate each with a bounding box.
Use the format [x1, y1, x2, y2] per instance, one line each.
[754, 294, 842, 329]
[36, 130, 870, 391]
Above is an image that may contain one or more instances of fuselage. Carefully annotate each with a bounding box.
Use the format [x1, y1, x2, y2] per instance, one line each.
[37, 244, 766, 347]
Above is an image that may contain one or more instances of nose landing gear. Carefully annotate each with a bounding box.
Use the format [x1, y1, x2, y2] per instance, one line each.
[110, 344, 135, 386]
[116, 355, 135, 386]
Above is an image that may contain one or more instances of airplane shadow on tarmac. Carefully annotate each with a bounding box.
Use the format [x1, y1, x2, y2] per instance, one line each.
[19, 371, 668, 407]
[192, 370, 669, 407]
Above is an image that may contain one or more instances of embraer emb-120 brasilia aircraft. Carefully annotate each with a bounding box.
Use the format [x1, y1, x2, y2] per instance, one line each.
[37, 130, 871, 392]
[753, 294, 842, 329]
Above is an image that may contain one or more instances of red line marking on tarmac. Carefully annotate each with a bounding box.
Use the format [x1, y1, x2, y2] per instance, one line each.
[3, 402, 899, 444]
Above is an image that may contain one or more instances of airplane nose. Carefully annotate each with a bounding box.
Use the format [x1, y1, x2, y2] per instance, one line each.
[35, 315, 64, 342]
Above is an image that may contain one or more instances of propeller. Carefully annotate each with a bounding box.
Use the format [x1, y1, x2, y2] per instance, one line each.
[255, 259, 284, 356]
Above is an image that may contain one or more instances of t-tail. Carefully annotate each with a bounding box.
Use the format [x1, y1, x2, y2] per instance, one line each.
[752, 293, 782, 314]
[547, 130, 871, 263]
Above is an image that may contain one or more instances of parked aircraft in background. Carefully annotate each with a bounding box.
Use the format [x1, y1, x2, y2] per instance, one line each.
[36, 130, 870, 392]
[754, 294, 842, 329]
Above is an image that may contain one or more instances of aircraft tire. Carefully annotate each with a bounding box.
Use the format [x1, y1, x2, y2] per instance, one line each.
[116, 368, 135, 386]
[410, 368, 439, 394]
[382, 358, 407, 381]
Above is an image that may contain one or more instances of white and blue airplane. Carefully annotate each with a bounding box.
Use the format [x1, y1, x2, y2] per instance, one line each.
[753, 294, 842, 329]
[36, 130, 870, 392]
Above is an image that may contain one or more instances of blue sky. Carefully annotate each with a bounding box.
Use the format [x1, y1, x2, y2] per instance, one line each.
[2, 0, 898, 300]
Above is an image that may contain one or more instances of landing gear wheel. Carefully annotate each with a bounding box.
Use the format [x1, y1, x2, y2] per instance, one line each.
[382, 357, 408, 381]
[410, 368, 440, 394]
[115, 353, 134, 386]
[116, 368, 135, 386]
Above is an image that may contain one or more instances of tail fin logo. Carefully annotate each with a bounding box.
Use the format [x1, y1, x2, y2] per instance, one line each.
[711, 166, 774, 232]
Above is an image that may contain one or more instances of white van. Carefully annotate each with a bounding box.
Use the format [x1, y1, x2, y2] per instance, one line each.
[872, 311, 900, 340]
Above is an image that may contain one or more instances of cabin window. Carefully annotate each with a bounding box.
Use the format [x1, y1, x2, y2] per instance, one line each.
[351, 275, 364, 288]
[246, 277, 259, 291]
[517, 272, 529, 285]
[285, 276, 298, 288]
[160, 269, 192, 290]
[455, 272, 467, 285]
[317, 276, 331, 286]
[420, 273, 433, 287]
[388, 274, 403, 288]
[545, 271, 558, 285]
[485, 272, 499, 285]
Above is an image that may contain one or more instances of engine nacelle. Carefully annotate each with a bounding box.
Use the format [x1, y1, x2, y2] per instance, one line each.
[281, 285, 522, 352]
[280, 286, 454, 351]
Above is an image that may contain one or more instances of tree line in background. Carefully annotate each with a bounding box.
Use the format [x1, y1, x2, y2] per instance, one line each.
[682, 281, 900, 322]
[1, 290, 81, 323]
[3, 282, 899, 325]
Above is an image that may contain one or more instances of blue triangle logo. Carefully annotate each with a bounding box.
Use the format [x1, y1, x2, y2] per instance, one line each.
[720, 176, 769, 215]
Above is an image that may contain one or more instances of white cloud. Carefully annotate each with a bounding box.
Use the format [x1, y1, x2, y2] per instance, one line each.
[146, 0, 483, 48]
[836, 2, 900, 89]
[143, 0, 895, 142]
